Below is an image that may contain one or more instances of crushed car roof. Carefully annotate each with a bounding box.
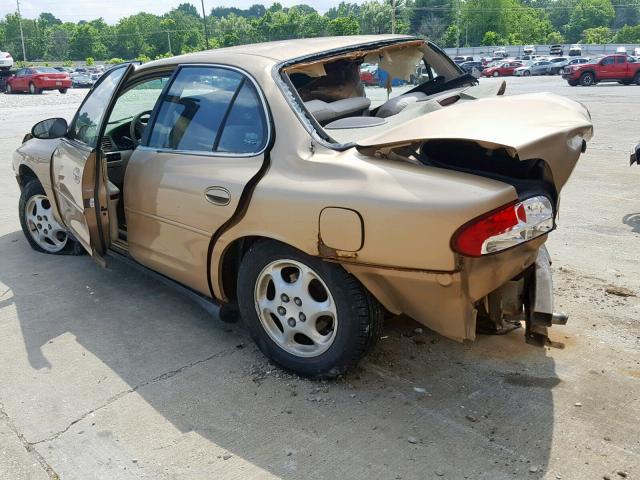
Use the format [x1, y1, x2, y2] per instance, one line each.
[143, 35, 415, 70]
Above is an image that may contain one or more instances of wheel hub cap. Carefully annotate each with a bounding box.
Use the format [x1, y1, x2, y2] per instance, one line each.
[25, 194, 67, 253]
[254, 259, 338, 357]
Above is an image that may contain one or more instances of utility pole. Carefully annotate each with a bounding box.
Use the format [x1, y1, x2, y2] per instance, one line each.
[391, 0, 396, 34]
[167, 32, 172, 54]
[455, 0, 461, 54]
[200, 0, 210, 50]
[16, 0, 27, 62]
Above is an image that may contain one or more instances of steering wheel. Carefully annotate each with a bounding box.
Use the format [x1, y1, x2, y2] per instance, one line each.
[130, 110, 153, 145]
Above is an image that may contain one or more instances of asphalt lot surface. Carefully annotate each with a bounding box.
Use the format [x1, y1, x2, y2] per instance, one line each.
[0, 77, 639, 480]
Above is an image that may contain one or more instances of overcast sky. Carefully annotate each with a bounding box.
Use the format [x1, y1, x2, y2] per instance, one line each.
[1, 0, 343, 23]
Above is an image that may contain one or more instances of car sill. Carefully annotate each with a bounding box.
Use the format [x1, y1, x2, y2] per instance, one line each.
[107, 248, 225, 321]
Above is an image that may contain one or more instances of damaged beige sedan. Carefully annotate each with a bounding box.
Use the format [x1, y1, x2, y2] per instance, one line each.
[13, 35, 593, 376]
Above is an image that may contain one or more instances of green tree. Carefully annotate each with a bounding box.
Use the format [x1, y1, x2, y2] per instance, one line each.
[359, 1, 393, 34]
[611, 0, 640, 29]
[614, 23, 640, 42]
[481, 30, 504, 45]
[461, 0, 510, 46]
[567, 0, 615, 42]
[214, 14, 259, 46]
[581, 25, 613, 42]
[329, 16, 361, 35]
[70, 23, 101, 59]
[546, 31, 565, 43]
[411, 0, 454, 41]
[440, 24, 459, 46]
[548, 0, 576, 34]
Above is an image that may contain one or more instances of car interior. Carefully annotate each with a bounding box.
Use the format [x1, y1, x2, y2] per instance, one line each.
[283, 40, 479, 143]
[99, 75, 171, 240]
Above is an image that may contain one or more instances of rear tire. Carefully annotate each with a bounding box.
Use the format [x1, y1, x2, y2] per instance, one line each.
[19, 179, 84, 255]
[5, 83, 12, 94]
[237, 240, 383, 378]
[634, 72, 640, 85]
[580, 72, 595, 86]
[59, 88, 68, 94]
[493, 71, 499, 77]
[523, 70, 530, 77]
[29, 82, 41, 94]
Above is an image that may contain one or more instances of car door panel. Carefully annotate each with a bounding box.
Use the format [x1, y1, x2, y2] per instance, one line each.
[599, 57, 615, 79]
[123, 65, 270, 295]
[51, 139, 95, 249]
[125, 150, 264, 294]
[50, 64, 132, 261]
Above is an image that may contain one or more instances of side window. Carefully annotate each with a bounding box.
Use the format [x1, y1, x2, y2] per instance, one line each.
[147, 66, 267, 154]
[616, 56, 626, 64]
[69, 66, 127, 147]
[602, 57, 614, 66]
[216, 82, 267, 154]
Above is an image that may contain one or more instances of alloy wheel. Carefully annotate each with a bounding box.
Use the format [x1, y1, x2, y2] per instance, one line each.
[29, 83, 36, 94]
[254, 259, 338, 358]
[24, 194, 68, 253]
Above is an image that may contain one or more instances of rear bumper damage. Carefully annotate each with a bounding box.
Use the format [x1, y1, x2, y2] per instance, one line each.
[345, 241, 565, 346]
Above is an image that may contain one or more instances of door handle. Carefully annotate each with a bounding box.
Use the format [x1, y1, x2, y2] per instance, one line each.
[204, 187, 231, 206]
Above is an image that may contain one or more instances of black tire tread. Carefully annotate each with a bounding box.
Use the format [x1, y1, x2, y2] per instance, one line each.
[19, 178, 84, 256]
[237, 239, 383, 378]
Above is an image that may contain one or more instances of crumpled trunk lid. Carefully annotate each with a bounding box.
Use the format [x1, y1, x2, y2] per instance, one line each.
[357, 92, 593, 190]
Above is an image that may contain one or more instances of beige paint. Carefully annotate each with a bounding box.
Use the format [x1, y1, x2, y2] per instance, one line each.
[124, 148, 265, 295]
[13, 35, 593, 343]
[319, 207, 363, 253]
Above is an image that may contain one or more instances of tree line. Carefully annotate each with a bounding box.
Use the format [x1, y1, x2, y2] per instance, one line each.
[1, 0, 640, 63]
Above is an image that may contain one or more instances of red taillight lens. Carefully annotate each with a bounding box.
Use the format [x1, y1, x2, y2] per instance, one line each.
[452, 196, 554, 257]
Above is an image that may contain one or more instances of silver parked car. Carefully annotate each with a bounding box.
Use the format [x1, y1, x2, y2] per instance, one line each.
[514, 60, 552, 76]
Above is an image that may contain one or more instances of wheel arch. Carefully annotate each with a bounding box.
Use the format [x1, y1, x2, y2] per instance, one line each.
[214, 234, 318, 303]
[17, 164, 38, 190]
[580, 70, 597, 80]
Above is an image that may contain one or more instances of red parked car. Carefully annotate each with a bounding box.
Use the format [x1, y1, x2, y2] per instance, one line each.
[359, 64, 378, 86]
[481, 61, 523, 77]
[562, 54, 640, 86]
[5, 67, 71, 94]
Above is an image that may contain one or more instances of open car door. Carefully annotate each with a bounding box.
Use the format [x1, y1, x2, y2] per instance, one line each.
[51, 63, 134, 266]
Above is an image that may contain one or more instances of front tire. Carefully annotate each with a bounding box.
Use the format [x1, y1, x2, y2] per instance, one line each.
[580, 72, 595, 86]
[59, 88, 68, 94]
[5, 83, 12, 94]
[523, 70, 531, 77]
[19, 179, 83, 255]
[237, 240, 383, 378]
[634, 72, 640, 85]
[493, 71, 499, 77]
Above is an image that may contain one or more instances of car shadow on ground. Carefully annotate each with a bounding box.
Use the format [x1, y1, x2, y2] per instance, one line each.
[0, 230, 560, 479]
[622, 212, 640, 233]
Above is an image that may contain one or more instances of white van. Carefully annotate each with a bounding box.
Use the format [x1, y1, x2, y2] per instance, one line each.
[523, 45, 536, 55]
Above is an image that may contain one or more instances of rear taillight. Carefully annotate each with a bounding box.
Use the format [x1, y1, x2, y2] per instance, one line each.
[452, 196, 554, 257]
